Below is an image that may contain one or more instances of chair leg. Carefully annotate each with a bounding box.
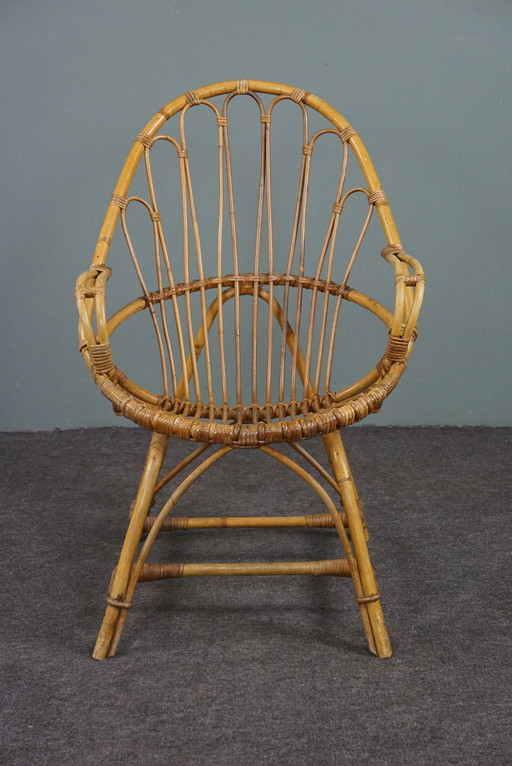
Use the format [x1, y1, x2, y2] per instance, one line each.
[322, 431, 392, 658]
[92, 432, 170, 660]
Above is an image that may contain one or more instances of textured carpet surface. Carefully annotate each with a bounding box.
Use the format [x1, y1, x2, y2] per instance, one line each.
[0, 426, 510, 765]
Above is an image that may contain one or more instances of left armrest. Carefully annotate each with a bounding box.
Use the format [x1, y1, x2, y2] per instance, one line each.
[381, 245, 425, 362]
[75, 264, 114, 375]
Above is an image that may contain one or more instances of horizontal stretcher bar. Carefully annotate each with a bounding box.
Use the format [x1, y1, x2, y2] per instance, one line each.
[138, 558, 351, 580]
[142, 513, 346, 532]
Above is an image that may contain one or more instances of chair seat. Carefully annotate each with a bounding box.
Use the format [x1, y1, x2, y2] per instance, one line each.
[97, 359, 405, 446]
[88, 271, 410, 446]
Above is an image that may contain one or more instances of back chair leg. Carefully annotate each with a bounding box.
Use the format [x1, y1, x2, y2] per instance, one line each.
[322, 431, 392, 658]
[93, 432, 170, 660]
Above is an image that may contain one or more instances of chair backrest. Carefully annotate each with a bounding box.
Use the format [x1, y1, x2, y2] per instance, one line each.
[91, 80, 410, 427]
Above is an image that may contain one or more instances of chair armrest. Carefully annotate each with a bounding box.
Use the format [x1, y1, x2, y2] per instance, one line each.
[75, 264, 116, 376]
[381, 245, 425, 362]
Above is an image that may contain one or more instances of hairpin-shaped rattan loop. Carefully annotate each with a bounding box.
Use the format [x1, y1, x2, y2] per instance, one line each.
[111, 194, 128, 210]
[340, 125, 357, 142]
[136, 133, 154, 149]
[106, 595, 132, 610]
[184, 90, 200, 105]
[355, 592, 381, 604]
[368, 190, 387, 206]
[236, 79, 249, 94]
[290, 87, 306, 103]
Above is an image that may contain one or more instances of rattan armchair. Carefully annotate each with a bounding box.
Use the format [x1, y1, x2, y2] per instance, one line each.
[76, 80, 424, 660]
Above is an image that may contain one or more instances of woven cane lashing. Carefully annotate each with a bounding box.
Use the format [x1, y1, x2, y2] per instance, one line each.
[80, 80, 424, 442]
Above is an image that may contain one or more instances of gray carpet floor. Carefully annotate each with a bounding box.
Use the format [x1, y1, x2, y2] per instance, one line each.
[0, 426, 510, 765]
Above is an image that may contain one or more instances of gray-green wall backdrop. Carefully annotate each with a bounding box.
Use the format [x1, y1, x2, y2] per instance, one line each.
[1, 0, 511, 430]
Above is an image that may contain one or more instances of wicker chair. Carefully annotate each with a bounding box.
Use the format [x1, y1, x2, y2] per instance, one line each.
[76, 80, 424, 660]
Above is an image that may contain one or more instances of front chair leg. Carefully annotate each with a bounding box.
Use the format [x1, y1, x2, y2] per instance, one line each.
[322, 430, 392, 658]
[92, 432, 170, 660]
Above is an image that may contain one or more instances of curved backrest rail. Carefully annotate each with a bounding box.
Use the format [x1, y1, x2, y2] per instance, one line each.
[92, 80, 405, 419]
[92, 81, 401, 267]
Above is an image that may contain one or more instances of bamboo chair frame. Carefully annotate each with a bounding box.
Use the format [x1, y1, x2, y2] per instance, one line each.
[76, 80, 425, 659]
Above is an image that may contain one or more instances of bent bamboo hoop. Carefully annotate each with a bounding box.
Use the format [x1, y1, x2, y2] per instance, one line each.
[76, 80, 424, 447]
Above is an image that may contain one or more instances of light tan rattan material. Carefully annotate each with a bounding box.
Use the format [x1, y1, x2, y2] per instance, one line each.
[76, 80, 425, 660]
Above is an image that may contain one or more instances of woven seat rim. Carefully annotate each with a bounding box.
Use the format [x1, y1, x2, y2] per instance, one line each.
[95, 361, 405, 446]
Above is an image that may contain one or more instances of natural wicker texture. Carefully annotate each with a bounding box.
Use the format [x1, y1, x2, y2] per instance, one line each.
[76, 80, 424, 660]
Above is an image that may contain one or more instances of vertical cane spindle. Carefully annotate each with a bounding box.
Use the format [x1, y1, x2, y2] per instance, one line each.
[178, 112, 203, 410]
[222, 110, 243, 418]
[263, 111, 274, 420]
[251, 111, 268, 421]
[181, 119, 216, 415]
[217, 114, 229, 421]
[279, 101, 309, 412]
[290, 144, 312, 407]
[145, 136, 193, 404]
[324, 191, 374, 393]
[313, 136, 350, 395]
[118, 200, 170, 399]
[143, 145, 179, 398]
